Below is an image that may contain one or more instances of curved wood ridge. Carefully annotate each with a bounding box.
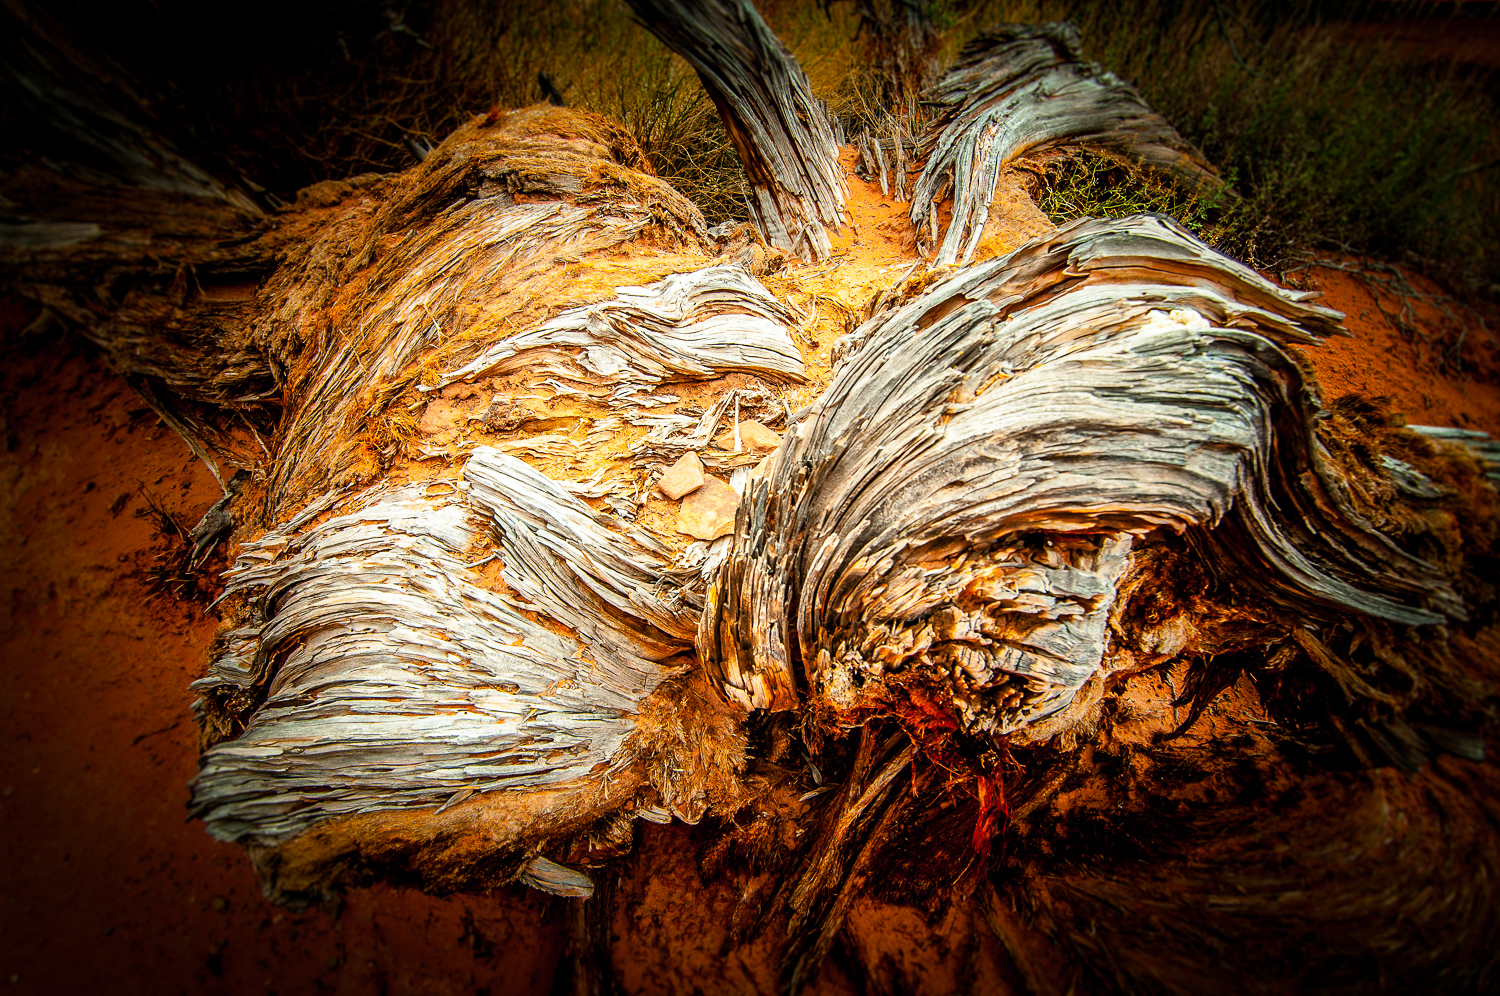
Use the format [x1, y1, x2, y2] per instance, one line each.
[157, 107, 802, 898]
[189, 453, 694, 846]
[625, 0, 847, 260]
[701, 215, 1467, 736]
[433, 263, 807, 396]
[256, 107, 709, 519]
[911, 22, 1220, 266]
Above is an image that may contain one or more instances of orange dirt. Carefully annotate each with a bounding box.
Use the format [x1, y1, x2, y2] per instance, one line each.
[0, 320, 565, 996]
[1296, 265, 1500, 435]
[3, 222, 1498, 993]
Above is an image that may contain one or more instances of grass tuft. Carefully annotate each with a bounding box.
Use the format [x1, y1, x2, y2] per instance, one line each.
[956, 1, 1500, 293]
[1033, 151, 1242, 253]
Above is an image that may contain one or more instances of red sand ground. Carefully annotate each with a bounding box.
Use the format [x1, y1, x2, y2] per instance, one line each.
[0, 325, 566, 996]
[2, 247, 1498, 995]
[1299, 267, 1500, 435]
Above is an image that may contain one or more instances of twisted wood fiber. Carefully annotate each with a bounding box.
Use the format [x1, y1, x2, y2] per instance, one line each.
[911, 22, 1219, 266]
[702, 215, 1464, 736]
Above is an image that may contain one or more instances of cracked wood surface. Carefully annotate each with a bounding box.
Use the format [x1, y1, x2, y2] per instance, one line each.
[701, 215, 1466, 738]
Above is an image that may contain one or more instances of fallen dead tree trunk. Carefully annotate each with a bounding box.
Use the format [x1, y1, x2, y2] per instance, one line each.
[4, 2, 1499, 993]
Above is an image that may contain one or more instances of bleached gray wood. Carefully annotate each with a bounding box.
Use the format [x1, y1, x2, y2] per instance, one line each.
[520, 856, 595, 898]
[910, 23, 1218, 266]
[700, 215, 1465, 732]
[433, 264, 806, 395]
[465, 448, 700, 676]
[265, 199, 683, 515]
[625, 0, 846, 260]
[190, 449, 695, 845]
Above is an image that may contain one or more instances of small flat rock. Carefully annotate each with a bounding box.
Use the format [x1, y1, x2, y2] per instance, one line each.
[717, 420, 782, 453]
[659, 451, 705, 499]
[677, 475, 739, 541]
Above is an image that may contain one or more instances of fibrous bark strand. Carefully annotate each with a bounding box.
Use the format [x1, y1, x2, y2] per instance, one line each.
[702, 214, 1464, 737]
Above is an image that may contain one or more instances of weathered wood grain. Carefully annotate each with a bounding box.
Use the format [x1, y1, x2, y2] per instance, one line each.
[910, 22, 1219, 265]
[9, 7, 1500, 984]
[625, 0, 846, 259]
[190, 449, 697, 847]
[701, 214, 1465, 735]
[434, 263, 806, 396]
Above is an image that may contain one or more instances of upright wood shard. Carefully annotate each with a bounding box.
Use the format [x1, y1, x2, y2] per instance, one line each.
[701, 215, 1465, 732]
[625, 0, 847, 260]
[910, 23, 1219, 265]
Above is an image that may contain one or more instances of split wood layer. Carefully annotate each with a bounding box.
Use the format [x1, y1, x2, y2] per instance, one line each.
[703, 215, 1468, 739]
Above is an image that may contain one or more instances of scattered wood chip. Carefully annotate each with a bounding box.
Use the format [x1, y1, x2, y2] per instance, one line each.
[519, 855, 594, 898]
[478, 395, 537, 432]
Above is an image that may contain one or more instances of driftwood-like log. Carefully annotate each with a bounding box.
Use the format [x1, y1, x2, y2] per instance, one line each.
[702, 214, 1463, 734]
[7, 96, 783, 897]
[7, 5, 1500, 990]
[625, 0, 846, 260]
[910, 23, 1220, 265]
